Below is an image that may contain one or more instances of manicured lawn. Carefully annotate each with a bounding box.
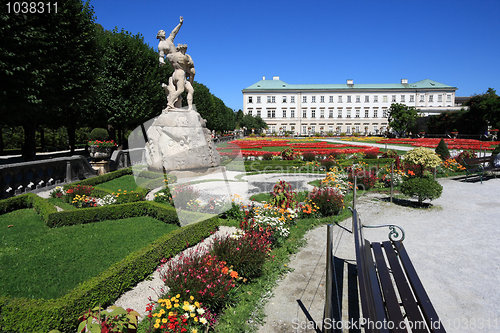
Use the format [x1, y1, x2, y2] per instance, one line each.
[47, 197, 77, 211]
[95, 174, 141, 192]
[0, 209, 178, 299]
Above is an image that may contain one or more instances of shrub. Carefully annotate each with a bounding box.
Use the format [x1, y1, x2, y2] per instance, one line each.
[78, 306, 139, 333]
[404, 147, 441, 176]
[89, 128, 109, 141]
[153, 188, 173, 205]
[262, 152, 273, 160]
[170, 184, 199, 209]
[400, 176, 443, 205]
[211, 229, 271, 280]
[159, 252, 237, 313]
[381, 150, 401, 169]
[269, 180, 296, 209]
[492, 144, 500, 156]
[280, 147, 299, 160]
[321, 157, 337, 171]
[308, 187, 344, 216]
[454, 150, 477, 167]
[302, 152, 316, 162]
[347, 162, 378, 190]
[65, 184, 94, 201]
[435, 139, 451, 160]
[364, 151, 379, 159]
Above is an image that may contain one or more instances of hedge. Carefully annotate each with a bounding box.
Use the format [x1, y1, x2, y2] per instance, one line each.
[0, 217, 220, 332]
[0, 193, 57, 222]
[46, 201, 180, 227]
[65, 167, 133, 188]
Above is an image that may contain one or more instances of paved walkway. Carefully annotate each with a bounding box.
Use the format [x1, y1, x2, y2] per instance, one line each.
[320, 138, 415, 151]
[258, 177, 500, 332]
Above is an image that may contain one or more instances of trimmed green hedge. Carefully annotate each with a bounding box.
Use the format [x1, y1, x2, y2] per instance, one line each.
[66, 167, 133, 188]
[0, 193, 57, 222]
[0, 217, 220, 332]
[46, 201, 179, 227]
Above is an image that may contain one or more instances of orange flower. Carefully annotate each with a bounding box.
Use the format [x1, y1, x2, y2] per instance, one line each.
[221, 266, 229, 274]
[408, 170, 415, 176]
[230, 271, 239, 278]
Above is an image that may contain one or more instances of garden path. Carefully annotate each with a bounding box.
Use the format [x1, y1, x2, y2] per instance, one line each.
[259, 177, 500, 332]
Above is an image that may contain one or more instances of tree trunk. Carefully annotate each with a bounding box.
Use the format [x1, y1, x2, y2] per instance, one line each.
[0, 126, 3, 154]
[22, 123, 37, 161]
[40, 127, 45, 151]
[67, 124, 76, 154]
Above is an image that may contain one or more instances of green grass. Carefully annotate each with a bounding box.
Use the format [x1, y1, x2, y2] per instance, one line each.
[249, 193, 271, 202]
[94, 175, 141, 192]
[0, 209, 179, 299]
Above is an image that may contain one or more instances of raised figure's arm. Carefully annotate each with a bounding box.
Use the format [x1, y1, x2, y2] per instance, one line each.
[168, 16, 183, 40]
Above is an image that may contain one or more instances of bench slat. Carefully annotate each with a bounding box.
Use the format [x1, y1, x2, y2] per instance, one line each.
[394, 241, 446, 333]
[382, 241, 429, 333]
[363, 239, 390, 333]
[372, 242, 407, 333]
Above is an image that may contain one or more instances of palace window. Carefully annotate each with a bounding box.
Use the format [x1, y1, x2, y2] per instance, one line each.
[256, 109, 261, 117]
[311, 96, 316, 103]
[338, 96, 343, 103]
[248, 96, 253, 104]
[438, 94, 443, 102]
[290, 109, 295, 118]
[365, 95, 369, 103]
[420, 95, 425, 102]
[365, 109, 369, 118]
[347, 96, 352, 103]
[329, 109, 334, 118]
[320, 96, 325, 103]
[374, 95, 378, 103]
[302, 109, 307, 118]
[447, 94, 452, 102]
[356, 95, 360, 103]
[248, 109, 253, 116]
[320, 109, 325, 118]
[355, 109, 360, 118]
[401, 95, 405, 102]
[257, 96, 261, 103]
[373, 109, 378, 118]
[409, 95, 414, 102]
[337, 109, 343, 118]
[303, 96, 307, 103]
[329, 96, 334, 103]
[282, 96, 287, 103]
[346, 110, 351, 118]
[429, 95, 434, 102]
[382, 109, 388, 118]
[383, 96, 388, 103]
[291, 96, 295, 103]
[392, 95, 397, 102]
[282, 109, 287, 118]
[311, 109, 316, 118]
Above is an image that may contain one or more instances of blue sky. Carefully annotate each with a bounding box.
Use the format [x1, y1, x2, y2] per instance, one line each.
[91, 0, 500, 111]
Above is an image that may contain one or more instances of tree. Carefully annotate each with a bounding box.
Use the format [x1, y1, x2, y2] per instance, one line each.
[0, 0, 98, 160]
[234, 110, 244, 128]
[466, 88, 500, 133]
[239, 114, 268, 134]
[435, 139, 450, 160]
[387, 103, 418, 137]
[94, 27, 167, 146]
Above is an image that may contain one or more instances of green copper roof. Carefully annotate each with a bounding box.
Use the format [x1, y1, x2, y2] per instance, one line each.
[243, 78, 456, 91]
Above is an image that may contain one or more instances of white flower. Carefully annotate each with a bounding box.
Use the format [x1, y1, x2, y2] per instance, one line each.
[197, 308, 205, 315]
[200, 317, 208, 324]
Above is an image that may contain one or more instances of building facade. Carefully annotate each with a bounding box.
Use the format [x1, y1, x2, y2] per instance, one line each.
[242, 77, 463, 135]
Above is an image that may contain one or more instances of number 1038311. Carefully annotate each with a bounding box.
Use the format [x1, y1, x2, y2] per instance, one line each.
[6, 2, 58, 14]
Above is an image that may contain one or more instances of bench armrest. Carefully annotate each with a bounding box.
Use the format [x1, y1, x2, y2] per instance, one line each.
[363, 224, 406, 241]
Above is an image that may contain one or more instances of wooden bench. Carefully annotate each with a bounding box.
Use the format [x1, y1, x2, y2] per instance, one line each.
[351, 208, 446, 332]
[463, 156, 500, 183]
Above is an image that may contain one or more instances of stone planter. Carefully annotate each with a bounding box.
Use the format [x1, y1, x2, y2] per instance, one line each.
[89, 145, 113, 161]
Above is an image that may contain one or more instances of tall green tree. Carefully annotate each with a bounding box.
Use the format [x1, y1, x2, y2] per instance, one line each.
[94, 27, 168, 146]
[0, 0, 98, 160]
[466, 88, 500, 133]
[388, 103, 418, 137]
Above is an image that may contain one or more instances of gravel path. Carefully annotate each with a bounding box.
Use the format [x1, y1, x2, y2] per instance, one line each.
[258, 177, 500, 332]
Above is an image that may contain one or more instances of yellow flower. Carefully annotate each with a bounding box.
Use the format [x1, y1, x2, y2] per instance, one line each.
[190, 296, 194, 300]
[154, 323, 160, 328]
[162, 318, 168, 323]
[174, 303, 179, 308]
[192, 329, 198, 333]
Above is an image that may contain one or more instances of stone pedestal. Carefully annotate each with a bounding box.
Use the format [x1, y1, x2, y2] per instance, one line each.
[144, 108, 221, 172]
[90, 161, 110, 175]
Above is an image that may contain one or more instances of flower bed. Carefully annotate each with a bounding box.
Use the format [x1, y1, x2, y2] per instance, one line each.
[377, 138, 500, 150]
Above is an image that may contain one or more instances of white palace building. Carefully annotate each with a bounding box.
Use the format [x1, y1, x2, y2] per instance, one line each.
[242, 77, 463, 136]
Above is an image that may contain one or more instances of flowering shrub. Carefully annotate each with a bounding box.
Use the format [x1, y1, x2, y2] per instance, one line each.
[297, 199, 320, 218]
[79, 305, 139, 333]
[87, 140, 117, 148]
[320, 167, 352, 195]
[211, 229, 272, 280]
[381, 150, 401, 169]
[159, 252, 237, 312]
[269, 180, 296, 209]
[280, 147, 299, 160]
[145, 294, 215, 332]
[321, 156, 338, 171]
[96, 194, 117, 206]
[454, 150, 477, 167]
[242, 203, 296, 246]
[154, 188, 173, 205]
[302, 152, 316, 161]
[186, 199, 202, 211]
[71, 194, 98, 208]
[262, 152, 273, 160]
[171, 185, 199, 209]
[378, 167, 405, 187]
[50, 186, 64, 198]
[438, 158, 466, 175]
[308, 187, 344, 217]
[347, 162, 378, 190]
[201, 198, 228, 214]
[65, 184, 94, 201]
[404, 147, 442, 176]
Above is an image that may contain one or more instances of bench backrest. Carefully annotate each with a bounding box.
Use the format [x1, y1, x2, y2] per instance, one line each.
[463, 156, 492, 165]
[352, 209, 390, 333]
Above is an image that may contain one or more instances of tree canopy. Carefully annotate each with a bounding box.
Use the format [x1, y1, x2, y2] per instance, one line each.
[387, 103, 418, 137]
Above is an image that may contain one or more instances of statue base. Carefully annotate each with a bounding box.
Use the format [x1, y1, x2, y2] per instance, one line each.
[144, 108, 221, 172]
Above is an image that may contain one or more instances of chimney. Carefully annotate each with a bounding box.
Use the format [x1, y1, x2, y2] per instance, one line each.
[262, 76, 266, 80]
[346, 79, 354, 86]
[273, 76, 280, 80]
[401, 78, 408, 84]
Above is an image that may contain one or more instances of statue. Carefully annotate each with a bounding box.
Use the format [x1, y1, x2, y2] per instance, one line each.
[144, 17, 221, 173]
[157, 17, 196, 111]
